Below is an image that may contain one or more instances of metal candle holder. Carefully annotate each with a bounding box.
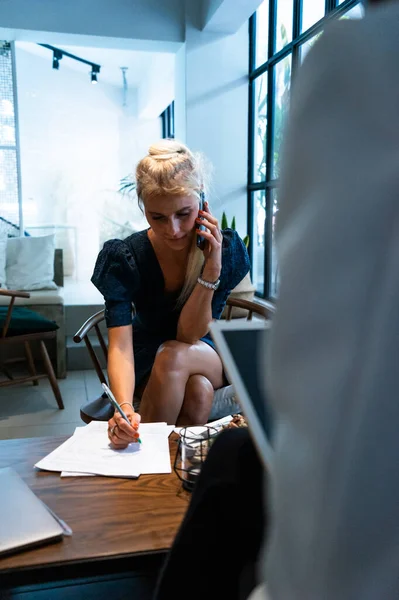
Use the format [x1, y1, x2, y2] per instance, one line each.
[174, 426, 218, 492]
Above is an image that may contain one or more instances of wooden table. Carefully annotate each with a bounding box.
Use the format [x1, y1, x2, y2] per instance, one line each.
[0, 435, 188, 597]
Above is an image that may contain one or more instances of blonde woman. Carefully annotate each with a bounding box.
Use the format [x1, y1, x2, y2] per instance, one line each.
[91, 140, 249, 447]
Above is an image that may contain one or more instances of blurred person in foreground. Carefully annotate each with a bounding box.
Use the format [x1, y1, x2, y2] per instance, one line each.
[256, 0, 399, 598]
[155, 2, 399, 599]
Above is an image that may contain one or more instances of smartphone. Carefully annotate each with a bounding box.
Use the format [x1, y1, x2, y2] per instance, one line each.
[197, 191, 206, 249]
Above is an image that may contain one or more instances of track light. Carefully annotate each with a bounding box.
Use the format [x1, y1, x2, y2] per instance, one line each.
[91, 65, 100, 85]
[39, 44, 101, 86]
[52, 50, 62, 70]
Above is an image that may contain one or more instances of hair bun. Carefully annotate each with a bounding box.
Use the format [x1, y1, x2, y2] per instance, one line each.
[148, 140, 192, 159]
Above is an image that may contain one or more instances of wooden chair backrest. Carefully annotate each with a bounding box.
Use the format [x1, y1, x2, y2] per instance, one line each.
[73, 298, 275, 385]
[0, 289, 30, 338]
[224, 297, 275, 321]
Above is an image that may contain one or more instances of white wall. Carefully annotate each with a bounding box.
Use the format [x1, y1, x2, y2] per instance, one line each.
[202, 0, 224, 26]
[202, 0, 261, 33]
[184, 17, 249, 237]
[15, 43, 159, 280]
[137, 54, 175, 119]
[1, 0, 185, 44]
[174, 44, 187, 142]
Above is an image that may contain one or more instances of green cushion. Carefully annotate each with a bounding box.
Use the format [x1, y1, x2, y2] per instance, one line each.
[0, 306, 59, 336]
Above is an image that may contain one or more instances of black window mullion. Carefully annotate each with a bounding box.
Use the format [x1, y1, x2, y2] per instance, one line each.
[293, 0, 301, 39]
[247, 187, 254, 285]
[269, 0, 277, 60]
[249, 14, 256, 74]
[248, 17, 256, 188]
[247, 77, 255, 263]
[248, 181, 281, 192]
[263, 0, 277, 298]
[292, 0, 301, 76]
[247, 9, 256, 274]
[170, 101, 175, 138]
[247, 80, 255, 189]
[247, 14, 257, 274]
[249, 182, 267, 192]
[161, 103, 175, 139]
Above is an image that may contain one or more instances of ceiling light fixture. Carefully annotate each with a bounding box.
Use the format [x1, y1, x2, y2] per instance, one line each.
[52, 50, 62, 70]
[39, 44, 101, 85]
[91, 65, 100, 85]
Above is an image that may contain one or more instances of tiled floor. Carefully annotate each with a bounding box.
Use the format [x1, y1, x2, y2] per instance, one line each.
[0, 370, 103, 440]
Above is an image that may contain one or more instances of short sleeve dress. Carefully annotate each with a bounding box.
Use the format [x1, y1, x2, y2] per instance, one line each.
[91, 228, 250, 387]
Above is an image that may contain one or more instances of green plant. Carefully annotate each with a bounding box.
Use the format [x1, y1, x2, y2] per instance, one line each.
[221, 211, 249, 248]
[119, 175, 136, 195]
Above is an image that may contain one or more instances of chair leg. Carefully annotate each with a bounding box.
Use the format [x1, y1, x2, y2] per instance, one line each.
[39, 340, 64, 409]
[24, 342, 39, 386]
[0, 364, 14, 380]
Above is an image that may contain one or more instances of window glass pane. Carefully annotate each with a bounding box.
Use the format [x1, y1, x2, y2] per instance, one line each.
[301, 0, 324, 33]
[169, 101, 175, 138]
[0, 148, 19, 231]
[253, 73, 267, 182]
[0, 43, 16, 147]
[275, 0, 293, 53]
[255, 0, 269, 68]
[340, 4, 364, 19]
[272, 54, 291, 178]
[300, 31, 322, 63]
[0, 42, 19, 235]
[251, 190, 266, 294]
[270, 188, 279, 297]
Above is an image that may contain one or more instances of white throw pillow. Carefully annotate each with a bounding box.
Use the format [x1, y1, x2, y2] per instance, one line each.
[6, 235, 57, 291]
[0, 237, 7, 289]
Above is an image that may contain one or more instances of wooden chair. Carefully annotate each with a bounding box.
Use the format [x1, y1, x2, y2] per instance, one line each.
[74, 297, 275, 423]
[0, 289, 64, 409]
[223, 297, 275, 321]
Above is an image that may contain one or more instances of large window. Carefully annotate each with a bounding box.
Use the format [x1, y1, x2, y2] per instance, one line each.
[248, 0, 363, 298]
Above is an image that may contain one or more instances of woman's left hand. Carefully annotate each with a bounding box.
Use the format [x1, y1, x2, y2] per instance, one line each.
[196, 202, 222, 280]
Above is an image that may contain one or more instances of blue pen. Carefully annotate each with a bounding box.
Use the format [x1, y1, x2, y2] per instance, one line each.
[102, 383, 141, 444]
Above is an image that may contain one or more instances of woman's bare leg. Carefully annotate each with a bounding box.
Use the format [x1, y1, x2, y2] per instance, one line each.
[139, 340, 224, 424]
[176, 374, 214, 426]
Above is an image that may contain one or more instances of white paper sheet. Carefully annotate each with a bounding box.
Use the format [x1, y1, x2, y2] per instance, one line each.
[60, 471, 95, 477]
[173, 415, 233, 436]
[36, 422, 174, 478]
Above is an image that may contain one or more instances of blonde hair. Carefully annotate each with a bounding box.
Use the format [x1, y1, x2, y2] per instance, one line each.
[136, 140, 209, 307]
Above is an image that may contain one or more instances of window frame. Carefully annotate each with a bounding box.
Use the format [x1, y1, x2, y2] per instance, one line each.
[0, 40, 24, 235]
[161, 101, 175, 139]
[247, 0, 361, 299]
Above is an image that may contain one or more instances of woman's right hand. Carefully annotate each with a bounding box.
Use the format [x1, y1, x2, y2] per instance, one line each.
[108, 404, 141, 449]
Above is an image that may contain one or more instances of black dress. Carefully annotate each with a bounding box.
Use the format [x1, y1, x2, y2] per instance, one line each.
[91, 228, 250, 387]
